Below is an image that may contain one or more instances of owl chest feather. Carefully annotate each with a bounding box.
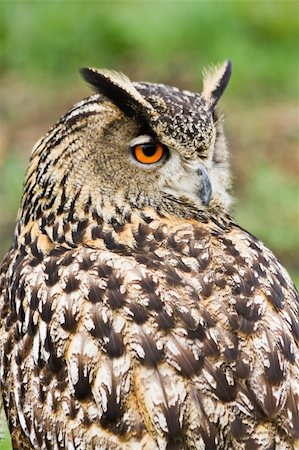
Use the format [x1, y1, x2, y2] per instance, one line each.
[1, 211, 298, 450]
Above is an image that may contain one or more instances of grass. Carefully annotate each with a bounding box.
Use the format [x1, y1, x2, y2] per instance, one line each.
[0, 421, 11, 450]
[1, 1, 298, 99]
[0, 151, 26, 258]
[0, 2, 298, 448]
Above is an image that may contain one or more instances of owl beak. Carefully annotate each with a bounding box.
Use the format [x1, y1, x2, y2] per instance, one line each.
[198, 164, 212, 206]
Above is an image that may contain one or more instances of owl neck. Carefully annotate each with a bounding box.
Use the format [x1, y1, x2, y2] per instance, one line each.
[14, 186, 231, 257]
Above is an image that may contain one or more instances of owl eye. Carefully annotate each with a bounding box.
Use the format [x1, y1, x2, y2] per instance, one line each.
[132, 143, 166, 164]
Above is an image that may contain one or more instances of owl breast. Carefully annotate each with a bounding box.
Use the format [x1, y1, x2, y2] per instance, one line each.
[1, 209, 298, 450]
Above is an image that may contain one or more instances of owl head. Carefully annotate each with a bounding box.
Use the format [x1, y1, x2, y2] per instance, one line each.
[21, 62, 232, 229]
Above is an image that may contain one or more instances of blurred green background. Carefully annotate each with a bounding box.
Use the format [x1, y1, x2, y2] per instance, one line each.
[0, 1, 298, 448]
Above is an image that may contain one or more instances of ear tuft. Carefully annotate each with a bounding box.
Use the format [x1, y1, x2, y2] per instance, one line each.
[80, 67, 152, 117]
[202, 60, 232, 108]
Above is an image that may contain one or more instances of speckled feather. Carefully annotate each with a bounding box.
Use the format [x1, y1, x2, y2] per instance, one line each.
[0, 62, 298, 450]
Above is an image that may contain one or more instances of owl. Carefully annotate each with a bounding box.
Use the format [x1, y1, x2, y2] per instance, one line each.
[0, 61, 298, 450]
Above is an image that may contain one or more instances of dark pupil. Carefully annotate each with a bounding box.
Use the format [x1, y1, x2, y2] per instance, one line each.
[141, 144, 157, 157]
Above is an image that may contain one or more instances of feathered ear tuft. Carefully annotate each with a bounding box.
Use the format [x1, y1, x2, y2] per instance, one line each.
[201, 60, 232, 109]
[80, 68, 153, 117]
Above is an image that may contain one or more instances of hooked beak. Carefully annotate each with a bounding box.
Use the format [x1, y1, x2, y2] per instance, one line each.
[198, 164, 212, 206]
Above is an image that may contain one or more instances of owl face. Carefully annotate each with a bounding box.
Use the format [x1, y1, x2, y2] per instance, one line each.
[22, 62, 232, 227]
[114, 81, 216, 211]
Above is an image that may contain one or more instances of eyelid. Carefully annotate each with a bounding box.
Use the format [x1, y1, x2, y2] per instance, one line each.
[129, 135, 154, 147]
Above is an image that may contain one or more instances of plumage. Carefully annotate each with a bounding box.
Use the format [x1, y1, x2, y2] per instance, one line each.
[0, 61, 298, 450]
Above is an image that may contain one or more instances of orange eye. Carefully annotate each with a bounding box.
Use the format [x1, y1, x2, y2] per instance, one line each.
[133, 143, 165, 164]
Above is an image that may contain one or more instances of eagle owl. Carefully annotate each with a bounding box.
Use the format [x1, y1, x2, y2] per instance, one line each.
[0, 61, 298, 450]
